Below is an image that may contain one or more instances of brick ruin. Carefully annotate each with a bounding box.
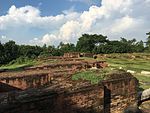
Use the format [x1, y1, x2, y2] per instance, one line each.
[63, 52, 94, 58]
[0, 58, 139, 113]
[63, 52, 81, 58]
[0, 61, 107, 91]
[0, 72, 138, 113]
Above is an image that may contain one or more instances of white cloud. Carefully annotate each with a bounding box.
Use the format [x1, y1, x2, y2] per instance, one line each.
[42, 34, 57, 44]
[110, 16, 135, 33]
[0, 35, 13, 43]
[59, 21, 81, 42]
[29, 34, 57, 45]
[0, 5, 66, 30]
[0, 0, 150, 45]
[68, 0, 98, 5]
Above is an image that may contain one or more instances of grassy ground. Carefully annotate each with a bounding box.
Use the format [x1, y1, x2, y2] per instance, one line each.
[0, 58, 59, 71]
[78, 53, 150, 90]
[0, 53, 149, 90]
[0, 60, 37, 71]
[135, 74, 150, 90]
[72, 69, 110, 84]
[106, 58, 150, 72]
[103, 54, 150, 90]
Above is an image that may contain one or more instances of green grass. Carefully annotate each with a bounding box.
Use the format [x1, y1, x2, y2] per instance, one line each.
[0, 56, 59, 71]
[79, 57, 96, 62]
[1, 53, 149, 90]
[81, 53, 150, 89]
[79, 54, 150, 72]
[135, 74, 150, 82]
[135, 74, 150, 90]
[72, 69, 109, 84]
[0, 59, 38, 71]
[106, 58, 150, 72]
[139, 85, 150, 90]
[102, 53, 150, 90]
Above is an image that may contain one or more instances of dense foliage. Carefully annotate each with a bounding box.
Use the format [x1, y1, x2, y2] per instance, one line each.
[146, 32, 150, 51]
[0, 33, 149, 65]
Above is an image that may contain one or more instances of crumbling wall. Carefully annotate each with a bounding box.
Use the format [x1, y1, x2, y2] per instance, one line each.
[24, 62, 88, 71]
[0, 70, 138, 113]
[0, 82, 21, 93]
[64, 52, 80, 58]
[84, 61, 108, 68]
[0, 73, 51, 90]
[24, 61, 107, 72]
[0, 68, 79, 91]
[0, 84, 104, 113]
[58, 85, 104, 113]
[102, 72, 138, 113]
[63, 52, 94, 58]
[82, 53, 94, 58]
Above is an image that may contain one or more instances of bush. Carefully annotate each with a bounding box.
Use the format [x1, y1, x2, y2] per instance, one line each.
[72, 70, 108, 84]
[8, 56, 31, 65]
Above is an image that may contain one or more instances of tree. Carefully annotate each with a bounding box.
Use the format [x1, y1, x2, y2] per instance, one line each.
[0, 42, 5, 64]
[120, 38, 137, 53]
[0, 34, 147, 65]
[76, 34, 108, 53]
[146, 32, 150, 51]
[0, 42, 4, 56]
[19, 45, 42, 58]
[4, 40, 19, 63]
[134, 41, 144, 52]
[94, 37, 144, 54]
[58, 42, 76, 53]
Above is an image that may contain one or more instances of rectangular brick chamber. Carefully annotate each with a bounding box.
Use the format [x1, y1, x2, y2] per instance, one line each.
[0, 71, 138, 113]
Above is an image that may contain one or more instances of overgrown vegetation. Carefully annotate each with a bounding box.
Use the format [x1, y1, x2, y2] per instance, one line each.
[0, 33, 150, 90]
[71, 53, 150, 89]
[72, 69, 109, 84]
[103, 54, 150, 90]
[0, 57, 37, 70]
[1, 32, 150, 66]
[107, 58, 150, 72]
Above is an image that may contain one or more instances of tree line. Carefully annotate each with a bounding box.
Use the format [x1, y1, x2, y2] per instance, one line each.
[0, 33, 150, 65]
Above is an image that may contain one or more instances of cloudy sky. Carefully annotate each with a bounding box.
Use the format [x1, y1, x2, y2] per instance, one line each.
[0, 0, 150, 45]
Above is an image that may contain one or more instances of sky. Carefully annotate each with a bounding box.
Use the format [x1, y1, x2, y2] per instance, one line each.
[0, 0, 150, 45]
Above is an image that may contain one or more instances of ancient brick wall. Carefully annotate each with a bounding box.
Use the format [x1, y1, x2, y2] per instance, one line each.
[64, 52, 80, 58]
[0, 61, 107, 92]
[0, 82, 21, 93]
[82, 53, 94, 58]
[85, 61, 108, 68]
[102, 72, 138, 113]
[24, 61, 107, 72]
[0, 73, 51, 90]
[0, 84, 104, 113]
[57, 85, 104, 113]
[24, 62, 88, 71]
[0, 67, 80, 92]
[0, 68, 79, 92]
[63, 52, 94, 58]
[0, 71, 138, 113]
